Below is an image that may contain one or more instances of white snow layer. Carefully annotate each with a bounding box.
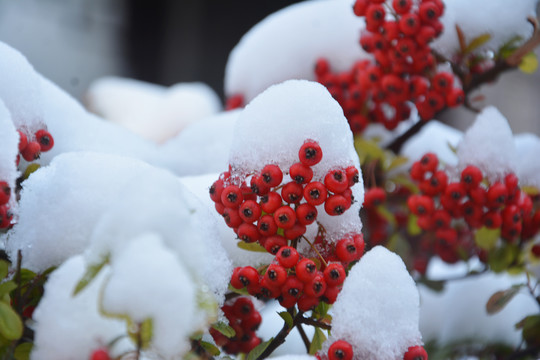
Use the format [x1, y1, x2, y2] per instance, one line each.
[0, 99, 19, 210]
[327, 246, 422, 360]
[514, 132, 540, 189]
[86, 76, 222, 143]
[224, 0, 368, 102]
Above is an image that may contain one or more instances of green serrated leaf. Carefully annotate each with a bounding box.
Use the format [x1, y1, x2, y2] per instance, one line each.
[486, 285, 522, 315]
[246, 338, 273, 360]
[407, 214, 422, 236]
[14, 342, 32, 360]
[0, 261, 9, 280]
[237, 241, 268, 253]
[278, 311, 293, 329]
[212, 321, 236, 339]
[474, 227, 500, 250]
[464, 33, 491, 54]
[309, 327, 327, 355]
[0, 301, 23, 340]
[73, 255, 109, 296]
[519, 52, 538, 74]
[0, 281, 17, 298]
[200, 340, 221, 356]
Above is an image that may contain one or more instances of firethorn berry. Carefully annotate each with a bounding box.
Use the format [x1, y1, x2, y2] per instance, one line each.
[0, 206, 11, 229]
[296, 203, 318, 225]
[261, 164, 283, 187]
[276, 246, 300, 268]
[284, 223, 307, 240]
[264, 235, 287, 254]
[282, 276, 304, 298]
[461, 165, 483, 189]
[360, 32, 375, 53]
[237, 223, 260, 243]
[21, 141, 41, 161]
[239, 200, 262, 223]
[445, 182, 467, 202]
[289, 162, 313, 184]
[419, 170, 448, 196]
[446, 87, 465, 107]
[432, 209, 452, 228]
[502, 205, 521, 226]
[419, 0, 441, 22]
[328, 340, 354, 360]
[468, 186, 487, 205]
[315, 58, 330, 77]
[324, 169, 349, 193]
[17, 130, 28, 152]
[264, 264, 288, 287]
[0, 182, 10, 206]
[222, 208, 243, 228]
[258, 215, 278, 236]
[416, 26, 436, 46]
[304, 273, 327, 297]
[419, 153, 438, 173]
[243, 311, 262, 331]
[304, 182, 328, 206]
[279, 293, 298, 309]
[225, 94, 244, 110]
[260, 278, 282, 299]
[297, 294, 320, 312]
[505, 173, 519, 195]
[345, 166, 359, 186]
[486, 182, 508, 208]
[408, 195, 435, 216]
[221, 185, 244, 209]
[281, 182, 304, 204]
[274, 205, 297, 229]
[382, 20, 400, 41]
[35, 129, 54, 152]
[335, 236, 363, 263]
[404, 345, 428, 360]
[323, 285, 341, 304]
[296, 258, 318, 283]
[232, 297, 254, 319]
[238, 266, 260, 288]
[215, 202, 225, 215]
[366, 4, 385, 27]
[324, 263, 346, 287]
[352, 0, 369, 17]
[364, 187, 386, 208]
[298, 140, 323, 166]
[231, 267, 244, 289]
[209, 179, 225, 203]
[392, 0, 412, 14]
[432, 72, 454, 92]
[399, 13, 421, 35]
[260, 191, 282, 214]
[90, 348, 110, 360]
[324, 195, 349, 216]
[410, 161, 426, 181]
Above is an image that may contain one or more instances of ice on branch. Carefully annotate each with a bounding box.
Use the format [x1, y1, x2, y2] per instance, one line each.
[434, 0, 539, 58]
[326, 246, 422, 360]
[225, 0, 368, 102]
[86, 77, 222, 143]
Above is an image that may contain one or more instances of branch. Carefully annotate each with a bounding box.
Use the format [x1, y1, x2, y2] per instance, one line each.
[255, 311, 305, 360]
[298, 316, 332, 331]
[296, 323, 311, 352]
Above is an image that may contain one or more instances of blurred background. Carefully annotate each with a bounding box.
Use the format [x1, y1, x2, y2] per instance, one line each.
[0, 0, 538, 134]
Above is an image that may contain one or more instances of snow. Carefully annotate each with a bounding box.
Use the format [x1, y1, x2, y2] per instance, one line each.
[326, 246, 422, 360]
[457, 106, 518, 181]
[434, 0, 538, 58]
[86, 76, 222, 143]
[224, 0, 368, 102]
[101, 232, 199, 358]
[514, 132, 540, 189]
[31, 256, 127, 360]
[0, 99, 19, 212]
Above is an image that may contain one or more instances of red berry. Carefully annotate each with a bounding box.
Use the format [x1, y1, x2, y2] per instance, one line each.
[432, 72, 454, 92]
[486, 182, 508, 208]
[231, 267, 244, 289]
[315, 58, 330, 78]
[446, 87, 465, 107]
[335, 236, 363, 263]
[483, 210, 502, 229]
[261, 164, 283, 187]
[238, 266, 260, 288]
[276, 246, 300, 268]
[322, 285, 341, 304]
[0, 206, 12, 229]
[364, 187, 386, 208]
[282, 276, 304, 298]
[210, 179, 225, 203]
[461, 165, 483, 189]
[21, 141, 41, 161]
[250, 174, 270, 196]
[90, 349, 110, 360]
[258, 215, 278, 236]
[299, 140, 323, 166]
[304, 273, 327, 297]
[324, 169, 349, 193]
[264, 235, 287, 254]
[304, 182, 328, 206]
[392, 0, 412, 14]
[432, 209, 452, 228]
[289, 162, 314, 184]
[239, 200, 262, 223]
[353, 0, 369, 17]
[323, 263, 346, 287]
[243, 311, 262, 331]
[222, 208, 243, 228]
[17, 130, 28, 152]
[297, 294, 320, 312]
[260, 191, 282, 214]
[0, 182, 10, 206]
[232, 297, 254, 319]
[274, 205, 297, 229]
[281, 182, 304, 204]
[237, 223, 260, 243]
[419, 153, 438, 173]
[284, 223, 307, 240]
[221, 185, 244, 209]
[345, 166, 360, 187]
[264, 264, 288, 287]
[296, 203, 318, 225]
[399, 13, 421, 35]
[225, 94, 244, 110]
[404, 345, 428, 360]
[419, 1, 441, 23]
[416, 26, 436, 46]
[328, 340, 354, 360]
[366, 4, 386, 28]
[324, 195, 349, 216]
[407, 195, 435, 216]
[35, 129, 54, 152]
[419, 170, 448, 196]
[296, 258, 318, 283]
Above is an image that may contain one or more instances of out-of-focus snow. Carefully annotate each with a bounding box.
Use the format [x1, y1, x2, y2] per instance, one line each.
[325, 246, 422, 360]
[86, 77, 222, 143]
[0, 99, 19, 215]
[514, 132, 540, 189]
[224, 0, 368, 102]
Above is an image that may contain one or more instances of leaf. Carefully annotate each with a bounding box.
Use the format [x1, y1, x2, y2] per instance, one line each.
[0, 261, 9, 280]
[498, 35, 523, 59]
[237, 241, 268, 253]
[14, 342, 33, 360]
[516, 315, 540, 346]
[22, 163, 40, 180]
[211, 321, 236, 339]
[200, 340, 221, 356]
[72, 255, 109, 296]
[488, 245, 519, 273]
[246, 337, 273, 360]
[455, 25, 467, 53]
[309, 327, 327, 355]
[521, 185, 540, 196]
[312, 301, 330, 320]
[474, 227, 500, 250]
[486, 285, 522, 315]
[407, 215, 421, 236]
[278, 311, 293, 329]
[127, 318, 153, 350]
[0, 281, 17, 298]
[464, 33, 491, 54]
[519, 52, 538, 74]
[386, 156, 409, 172]
[0, 301, 23, 340]
[418, 278, 445, 292]
[354, 137, 385, 163]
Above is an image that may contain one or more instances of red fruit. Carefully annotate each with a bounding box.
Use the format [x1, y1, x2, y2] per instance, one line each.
[281, 182, 304, 204]
[274, 206, 297, 229]
[446, 87, 465, 107]
[225, 94, 244, 110]
[17, 130, 28, 152]
[304, 273, 327, 297]
[392, 0, 412, 14]
[399, 13, 421, 35]
[243, 311, 262, 331]
[419, 1, 441, 23]
[296, 203, 318, 226]
[0, 182, 10, 206]
[238, 266, 260, 288]
[432, 72, 454, 92]
[264, 235, 287, 254]
[239, 200, 262, 223]
[261, 164, 283, 187]
[323, 263, 346, 287]
[35, 129, 54, 152]
[237, 223, 260, 243]
[296, 258, 318, 283]
[304, 182, 328, 206]
[230, 267, 244, 289]
[279, 294, 298, 309]
[221, 185, 244, 209]
[486, 182, 508, 208]
[322, 285, 341, 304]
[419, 170, 448, 196]
[250, 174, 270, 196]
[353, 0, 369, 17]
[222, 208, 243, 228]
[404, 345, 428, 360]
[289, 162, 314, 184]
[483, 210, 502, 229]
[462, 201, 484, 228]
[461, 165, 483, 189]
[419, 153, 438, 173]
[324, 169, 349, 194]
[90, 348, 110, 360]
[432, 209, 452, 228]
[0, 206, 12, 229]
[416, 26, 436, 46]
[239, 333, 261, 354]
[232, 297, 254, 319]
[407, 195, 435, 216]
[345, 166, 360, 186]
[324, 195, 349, 216]
[21, 141, 41, 161]
[396, 37, 416, 56]
[425, 90, 445, 112]
[409, 76, 430, 99]
[297, 294, 320, 312]
[209, 179, 225, 203]
[260, 191, 282, 214]
[299, 140, 323, 166]
[284, 223, 307, 241]
[315, 58, 330, 78]
[214, 202, 225, 215]
[382, 20, 400, 41]
[264, 264, 288, 288]
[260, 277, 282, 299]
[468, 186, 487, 205]
[444, 182, 466, 203]
[410, 161, 426, 181]
[328, 340, 354, 360]
[258, 215, 278, 236]
[360, 32, 376, 53]
[502, 205, 521, 226]
[282, 276, 304, 298]
[276, 246, 300, 268]
[505, 173, 519, 196]
[335, 235, 364, 263]
[364, 187, 386, 208]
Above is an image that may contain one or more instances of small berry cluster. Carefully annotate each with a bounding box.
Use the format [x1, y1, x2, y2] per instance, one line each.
[362, 186, 391, 246]
[210, 297, 262, 354]
[0, 180, 13, 229]
[408, 153, 540, 266]
[314, 0, 464, 133]
[16, 128, 54, 164]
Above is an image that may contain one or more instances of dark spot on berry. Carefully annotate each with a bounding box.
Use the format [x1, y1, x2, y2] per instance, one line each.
[333, 172, 343, 181]
[330, 269, 340, 279]
[313, 282, 323, 293]
[305, 147, 317, 159]
[306, 263, 316, 273]
[288, 288, 299, 297]
[451, 191, 461, 200]
[243, 208, 253, 217]
[346, 244, 357, 254]
[39, 136, 51, 146]
[281, 248, 291, 257]
[227, 193, 237, 203]
[335, 349, 345, 360]
[309, 189, 321, 199]
[334, 205, 345, 215]
[278, 214, 289, 223]
[294, 175, 305, 183]
[268, 270, 277, 280]
[260, 223, 269, 231]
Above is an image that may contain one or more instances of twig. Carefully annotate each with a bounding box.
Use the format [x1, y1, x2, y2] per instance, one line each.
[255, 311, 305, 360]
[298, 316, 332, 331]
[301, 236, 328, 268]
[296, 323, 311, 352]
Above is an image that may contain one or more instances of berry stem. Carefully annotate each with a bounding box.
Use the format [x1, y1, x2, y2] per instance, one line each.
[301, 235, 328, 268]
[296, 323, 311, 352]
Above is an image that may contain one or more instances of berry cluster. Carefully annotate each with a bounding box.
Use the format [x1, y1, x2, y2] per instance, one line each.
[314, 0, 464, 133]
[0, 180, 13, 229]
[408, 153, 540, 267]
[210, 297, 262, 354]
[16, 128, 54, 164]
[362, 186, 392, 246]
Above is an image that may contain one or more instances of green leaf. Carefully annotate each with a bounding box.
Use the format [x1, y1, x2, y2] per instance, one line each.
[200, 340, 221, 356]
[0, 261, 9, 280]
[474, 227, 500, 250]
[418, 278, 445, 292]
[488, 245, 519, 273]
[227, 283, 250, 296]
[237, 241, 268, 253]
[211, 321, 236, 339]
[498, 35, 523, 59]
[312, 301, 330, 320]
[14, 342, 33, 360]
[386, 156, 409, 172]
[278, 311, 293, 329]
[464, 33, 491, 54]
[72, 255, 109, 296]
[309, 327, 327, 355]
[127, 318, 153, 350]
[246, 338, 273, 360]
[22, 163, 40, 180]
[0, 281, 17, 298]
[407, 215, 421, 236]
[354, 137, 385, 163]
[486, 285, 522, 315]
[519, 52, 538, 74]
[516, 315, 540, 346]
[0, 301, 23, 340]
[521, 185, 540, 196]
